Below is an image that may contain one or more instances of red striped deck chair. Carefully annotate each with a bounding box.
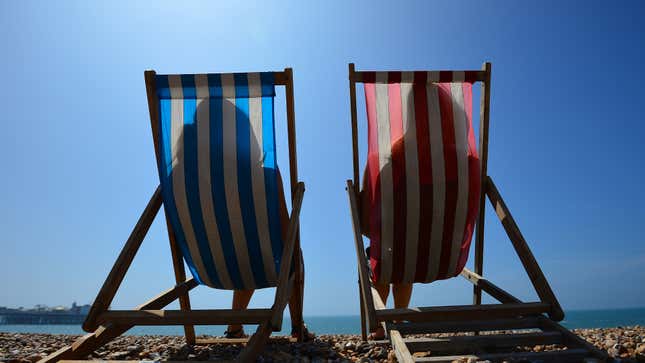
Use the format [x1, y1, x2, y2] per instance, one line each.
[346, 63, 607, 362]
[41, 68, 305, 363]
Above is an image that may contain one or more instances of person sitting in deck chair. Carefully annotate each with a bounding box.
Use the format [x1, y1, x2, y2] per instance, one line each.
[225, 169, 314, 341]
[360, 138, 413, 340]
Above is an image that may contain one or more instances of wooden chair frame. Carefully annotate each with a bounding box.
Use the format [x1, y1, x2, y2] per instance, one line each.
[347, 63, 607, 362]
[41, 68, 305, 363]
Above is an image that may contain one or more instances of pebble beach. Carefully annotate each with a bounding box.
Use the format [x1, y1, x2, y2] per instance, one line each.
[2, 326, 645, 363]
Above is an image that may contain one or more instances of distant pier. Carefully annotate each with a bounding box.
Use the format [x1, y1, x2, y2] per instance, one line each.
[0, 302, 89, 325]
[0, 311, 86, 324]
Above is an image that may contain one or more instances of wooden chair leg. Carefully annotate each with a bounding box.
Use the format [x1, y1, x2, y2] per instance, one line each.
[359, 279, 367, 341]
[165, 216, 196, 344]
[390, 329, 414, 363]
[177, 295, 196, 344]
[346, 180, 378, 332]
[290, 250, 305, 341]
[237, 322, 273, 362]
[270, 182, 305, 336]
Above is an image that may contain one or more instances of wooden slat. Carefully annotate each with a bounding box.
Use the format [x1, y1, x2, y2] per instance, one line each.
[273, 71, 288, 85]
[144, 70, 288, 85]
[347, 180, 378, 332]
[388, 316, 541, 335]
[348, 63, 360, 190]
[349, 63, 367, 341]
[284, 68, 299, 197]
[164, 219, 196, 344]
[486, 176, 565, 321]
[350, 70, 488, 83]
[82, 186, 163, 332]
[538, 316, 609, 360]
[195, 336, 296, 345]
[358, 281, 368, 341]
[269, 273, 295, 331]
[97, 309, 272, 326]
[415, 348, 590, 363]
[348, 67, 365, 349]
[282, 68, 306, 342]
[144, 70, 162, 163]
[376, 302, 550, 323]
[270, 182, 304, 329]
[390, 330, 414, 363]
[405, 331, 561, 353]
[473, 61, 492, 306]
[132, 279, 199, 310]
[460, 268, 521, 304]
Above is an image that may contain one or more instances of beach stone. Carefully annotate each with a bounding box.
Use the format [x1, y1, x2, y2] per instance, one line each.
[637, 344, 645, 354]
[4, 329, 645, 362]
[615, 343, 628, 354]
[370, 346, 387, 359]
[106, 351, 130, 360]
[357, 341, 371, 352]
[605, 339, 618, 349]
[126, 344, 141, 353]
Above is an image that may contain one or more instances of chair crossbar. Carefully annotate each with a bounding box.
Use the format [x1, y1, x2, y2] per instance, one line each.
[375, 302, 550, 323]
[97, 308, 273, 326]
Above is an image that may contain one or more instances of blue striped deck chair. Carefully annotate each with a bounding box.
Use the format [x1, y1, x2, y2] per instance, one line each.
[48, 69, 305, 363]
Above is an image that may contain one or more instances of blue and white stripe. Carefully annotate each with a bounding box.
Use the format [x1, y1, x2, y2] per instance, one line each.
[155, 72, 282, 290]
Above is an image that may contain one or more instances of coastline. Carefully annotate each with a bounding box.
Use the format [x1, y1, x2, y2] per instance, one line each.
[3, 307, 645, 336]
[2, 326, 644, 362]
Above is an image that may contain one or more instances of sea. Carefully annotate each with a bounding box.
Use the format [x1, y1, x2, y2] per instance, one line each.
[1, 308, 644, 336]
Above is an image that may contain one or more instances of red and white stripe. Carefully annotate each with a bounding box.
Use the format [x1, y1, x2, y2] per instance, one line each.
[363, 71, 481, 284]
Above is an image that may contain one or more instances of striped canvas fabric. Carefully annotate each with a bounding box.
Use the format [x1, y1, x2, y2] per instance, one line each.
[153, 72, 284, 290]
[361, 71, 481, 284]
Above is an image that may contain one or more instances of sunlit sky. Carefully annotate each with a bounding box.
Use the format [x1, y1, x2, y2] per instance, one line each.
[1, 1, 644, 317]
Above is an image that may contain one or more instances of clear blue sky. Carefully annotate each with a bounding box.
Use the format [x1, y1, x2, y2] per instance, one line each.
[1, 1, 644, 317]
